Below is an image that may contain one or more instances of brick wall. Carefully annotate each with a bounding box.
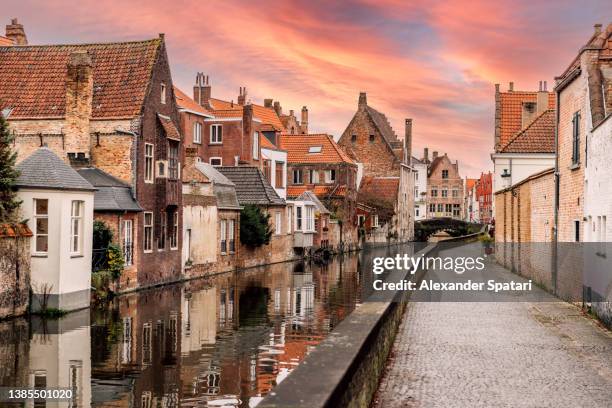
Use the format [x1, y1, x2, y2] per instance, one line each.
[427, 155, 464, 219]
[0, 232, 31, 318]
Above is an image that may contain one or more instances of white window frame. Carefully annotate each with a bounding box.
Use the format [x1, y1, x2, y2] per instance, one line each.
[372, 214, 379, 228]
[170, 211, 178, 250]
[275, 212, 282, 235]
[33, 198, 49, 255]
[286, 206, 293, 234]
[253, 132, 259, 160]
[70, 200, 83, 255]
[310, 169, 319, 184]
[160, 82, 166, 104]
[209, 157, 222, 167]
[144, 143, 154, 183]
[193, 122, 202, 144]
[220, 219, 227, 254]
[357, 214, 365, 227]
[296, 206, 303, 231]
[210, 124, 223, 144]
[325, 169, 336, 184]
[293, 169, 303, 184]
[122, 219, 133, 266]
[306, 206, 315, 231]
[228, 219, 235, 253]
[143, 212, 153, 253]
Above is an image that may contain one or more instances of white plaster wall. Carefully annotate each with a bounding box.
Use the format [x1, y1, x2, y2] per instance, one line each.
[492, 154, 555, 193]
[18, 188, 93, 299]
[413, 162, 427, 220]
[182, 205, 218, 266]
[262, 148, 287, 199]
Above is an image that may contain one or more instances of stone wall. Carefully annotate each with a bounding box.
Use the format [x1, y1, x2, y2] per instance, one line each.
[0, 227, 31, 318]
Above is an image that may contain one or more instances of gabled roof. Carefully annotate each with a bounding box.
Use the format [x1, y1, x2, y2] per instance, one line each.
[193, 163, 240, 210]
[279, 134, 355, 164]
[499, 109, 555, 154]
[359, 177, 399, 203]
[498, 91, 555, 149]
[16, 148, 95, 191]
[174, 86, 214, 118]
[77, 168, 142, 211]
[296, 191, 330, 214]
[195, 162, 234, 186]
[366, 106, 400, 145]
[287, 185, 347, 199]
[0, 38, 162, 119]
[217, 166, 285, 206]
[209, 98, 286, 131]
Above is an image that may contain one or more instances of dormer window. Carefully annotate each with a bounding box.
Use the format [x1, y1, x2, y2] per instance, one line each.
[160, 82, 167, 104]
[308, 146, 322, 154]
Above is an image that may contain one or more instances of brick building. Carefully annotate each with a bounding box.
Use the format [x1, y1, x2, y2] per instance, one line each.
[338, 92, 414, 240]
[280, 133, 359, 248]
[0, 22, 183, 290]
[424, 151, 464, 219]
[476, 172, 493, 224]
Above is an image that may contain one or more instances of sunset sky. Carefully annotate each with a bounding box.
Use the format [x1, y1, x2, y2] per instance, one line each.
[4, 1, 611, 177]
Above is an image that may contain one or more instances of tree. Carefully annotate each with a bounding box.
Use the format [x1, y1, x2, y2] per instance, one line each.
[0, 113, 21, 222]
[240, 205, 272, 248]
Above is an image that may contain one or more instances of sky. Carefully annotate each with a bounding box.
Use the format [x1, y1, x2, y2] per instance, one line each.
[4, 0, 611, 177]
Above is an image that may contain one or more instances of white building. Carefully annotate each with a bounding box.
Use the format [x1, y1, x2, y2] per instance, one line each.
[261, 138, 287, 199]
[16, 148, 95, 311]
[412, 156, 427, 220]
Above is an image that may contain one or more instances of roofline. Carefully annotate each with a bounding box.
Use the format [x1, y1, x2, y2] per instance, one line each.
[178, 107, 214, 119]
[93, 207, 143, 212]
[16, 184, 97, 192]
[1, 37, 162, 49]
[494, 167, 555, 195]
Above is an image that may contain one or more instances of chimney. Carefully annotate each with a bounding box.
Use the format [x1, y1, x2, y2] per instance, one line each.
[301, 106, 308, 134]
[273, 101, 282, 116]
[594, 23, 602, 35]
[65, 50, 94, 165]
[242, 104, 254, 162]
[237, 87, 247, 106]
[508, 82, 514, 92]
[405, 118, 412, 163]
[494, 83, 501, 152]
[289, 109, 294, 117]
[5, 18, 27, 45]
[536, 79, 548, 116]
[264, 98, 273, 108]
[358, 92, 367, 109]
[193, 73, 211, 107]
[432, 151, 438, 160]
[423, 147, 429, 162]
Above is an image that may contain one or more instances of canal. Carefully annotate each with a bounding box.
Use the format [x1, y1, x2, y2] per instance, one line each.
[0, 244, 418, 407]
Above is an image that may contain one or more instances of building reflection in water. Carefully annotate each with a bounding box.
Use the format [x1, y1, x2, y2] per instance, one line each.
[0, 245, 414, 407]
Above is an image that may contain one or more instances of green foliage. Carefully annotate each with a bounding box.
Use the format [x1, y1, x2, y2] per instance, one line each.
[240, 204, 272, 248]
[479, 233, 494, 244]
[107, 243, 124, 279]
[91, 270, 115, 302]
[93, 220, 113, 249]
[0, 114, 21, 222]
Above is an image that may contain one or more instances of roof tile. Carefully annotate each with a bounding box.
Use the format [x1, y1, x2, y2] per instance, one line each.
[500, 109, 555, 153]
[279, 134, 355, 164]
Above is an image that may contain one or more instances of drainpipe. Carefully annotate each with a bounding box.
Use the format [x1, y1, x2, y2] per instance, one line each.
[552, 89, 560, 294]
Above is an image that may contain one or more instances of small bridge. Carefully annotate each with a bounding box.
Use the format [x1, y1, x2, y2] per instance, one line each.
[414, 218, 482, 242]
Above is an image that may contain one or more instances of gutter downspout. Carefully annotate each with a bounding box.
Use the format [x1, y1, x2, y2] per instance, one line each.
[552, 90, 560, 295]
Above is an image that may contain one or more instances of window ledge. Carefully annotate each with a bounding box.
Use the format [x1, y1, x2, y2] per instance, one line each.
[70, 254, 84, 258]
[209, 142, 223, 146]
[569, 162, 581, 171]
[32, 254, 48, 258]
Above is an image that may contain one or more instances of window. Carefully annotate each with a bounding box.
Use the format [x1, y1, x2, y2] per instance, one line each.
[574, 220, 580, 242]
[122, 219, 133, 266]
[445, 204, 452, 213]
[309, 169, 319, 184]
[144, 212, 153, 252]
[210, 157, 222, 166]
[429, 203, 435, 213]
[144, 143, 154, 183]
[220, 219, 227, 254]
[275, 212, 282, 235]
[414, 187, 419, 199]
[263, 159, 272, 183]
[170, 211, 178, 249]
[452, 189, 459, 198]
[158, 211, 166, 250]
[372, 214, 379, 228]
[437, 203, 443, 212]
[168, 143, 179, 179]
[308, 146, 322, 153]
[442, 170, 449, 179]
[441, 189, 448, 198]
[160, 82, 166, 104]
[157, 161, 166, 178]
[275, 162, 284, 188]
[193, 122, 202, 144]
[306, 206, 315, 231]
[253, 132, 259, 159]
[369, 134, 375, 142]
[33, 199, 48, 254]
[453, 204, 461, 217]
[351, 134, 357, 142]
[572, 112, 580, 165]
[431, 186, 438, 197]
[70, 201, 83, 255]
[287, 206, 293, 233]
[325, 169, 336, 184]
[296, 206, 303, 230]
[357, 215, 365, 227]
[416, 208, 420, 217]
[210, 124, 223, 144]
[293, 169, 303, 184]
[228, 219, 235, 253]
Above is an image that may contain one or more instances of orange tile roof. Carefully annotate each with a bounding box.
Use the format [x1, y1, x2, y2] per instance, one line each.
[157, 114, 181, 141]
[359, 176, 399, 203]
[287, 185, 347, 198]
[174, 86, 213, 117]
[0, 36, 13, 46]
[209, 97, 285, 130]
[0, 39, 162, 118]
[500, 109, 555, 153]
[0, 223, 33, 238]
[260, 136, 277, 149]
[279, 134, 355, 164]
[465, 178, 478, 191]
[499, 91, 555, 149]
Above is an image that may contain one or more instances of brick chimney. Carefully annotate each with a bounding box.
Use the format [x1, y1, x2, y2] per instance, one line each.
[5, 18, 27, 45]
[264, 98, 273, 108]
[358, 92, 367, 110]
[242, 104, 254, 162]
[301, 106, 308, 133]
[193, 72, 211, 107]
[423, 147, 429, 162]
[536, 80, 548, 116]
[405, 118, 412, 164]
[432, 151, 438, 160]
[65, 50, 93, 166]
[237, 87, 247, 106]
[273, 101, 282, 116]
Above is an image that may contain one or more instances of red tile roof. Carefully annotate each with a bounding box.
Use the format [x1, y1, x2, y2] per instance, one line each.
[157, 114, 181, 141]
[499, 91, 555, 149]
[465, 178, 478, 191]
[0, 36, 13, 46]
[359, 176, 399, 203]
[499, 109, 555, 153]
[287, 185, 347, 198]
[174, 86, 213, 117]
[279, 134, 355, 164]
[0, 223, 33, 238]
[209, 98, 285, 130]
[0, 39, 161, 119]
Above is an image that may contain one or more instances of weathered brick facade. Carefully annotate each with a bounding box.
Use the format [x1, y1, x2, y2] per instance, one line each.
[425, 152, 464, 219]
[0, 225, 31, 318]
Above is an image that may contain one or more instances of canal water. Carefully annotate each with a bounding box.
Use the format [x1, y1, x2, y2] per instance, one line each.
[0, 244, 417, 407]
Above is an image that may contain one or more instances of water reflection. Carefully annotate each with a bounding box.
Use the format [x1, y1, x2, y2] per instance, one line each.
[0, 245, 416, 407]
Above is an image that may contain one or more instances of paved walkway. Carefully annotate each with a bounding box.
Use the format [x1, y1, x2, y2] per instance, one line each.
[372, 244, 612, 408]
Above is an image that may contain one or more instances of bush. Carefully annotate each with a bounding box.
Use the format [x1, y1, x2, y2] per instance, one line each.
[0, 113, 21, 222]
[240, 205, 272, 248]
[107, 243, 124, 279]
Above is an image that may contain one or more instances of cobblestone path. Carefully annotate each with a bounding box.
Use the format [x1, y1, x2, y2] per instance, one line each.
[372, 245, 612, 408]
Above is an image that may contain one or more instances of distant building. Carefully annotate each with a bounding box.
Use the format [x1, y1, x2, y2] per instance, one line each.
[16, 148, 95, 311]
[424, 150, 464, 219]
[412, 155, 428, 221]
[464, 178, 479, 223]
[476, 172, 493, 224]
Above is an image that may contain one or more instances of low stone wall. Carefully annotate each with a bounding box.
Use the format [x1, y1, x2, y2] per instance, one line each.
[0, 225, 32, 319]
